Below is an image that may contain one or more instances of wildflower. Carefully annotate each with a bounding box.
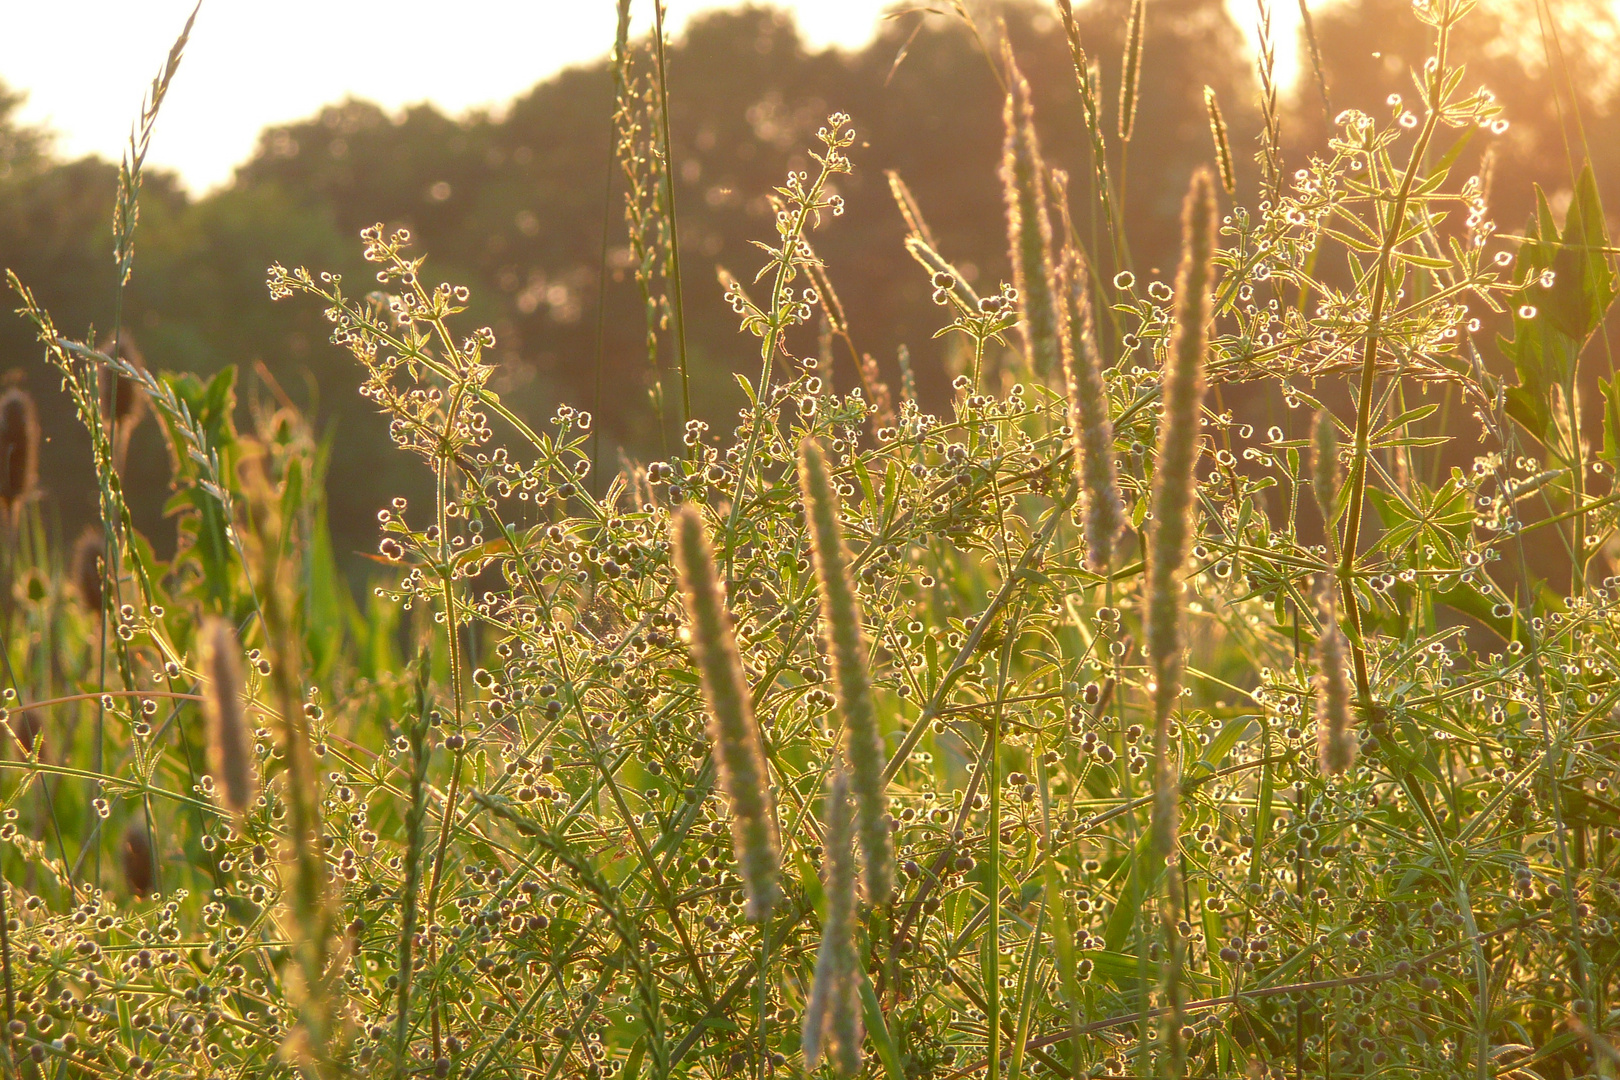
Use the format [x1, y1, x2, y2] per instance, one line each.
[673, 505, 780, 920]
[0, 388, 39, 523]
[800, 438, 893, 903]
[122, 821, 154, 897]
[1145, 167, 1216, 857]
[803, 772, 863, 1076]
[200, 616, 256, 815]
[1057, 248, 1125, 572]
[1000, 42, 1059, 380]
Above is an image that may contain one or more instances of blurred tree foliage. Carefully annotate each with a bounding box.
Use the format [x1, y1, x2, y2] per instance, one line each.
[2, 0, 1613, 578]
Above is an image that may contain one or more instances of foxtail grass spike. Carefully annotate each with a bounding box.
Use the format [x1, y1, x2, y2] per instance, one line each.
[803, 772, 863, 1077]
[71, 528, 105, 612]
[1145, 167, 1216, 858]
[1057, 247, 1125, 572]
[122, 821, 154, 897]
[1119, 0, 1145, 142]
[673, 505, 780, 919]
[1297, 0, 1333, 118]
[1313, 409, 1339, 537]
[200, 616, 256, 815]
[1315, 588, 1357, 776]
[1000, 40, 1059, 380]
[0, 388, 39, 523]
[800, 439, 893, 903]
[1203, 87, 1236, 196]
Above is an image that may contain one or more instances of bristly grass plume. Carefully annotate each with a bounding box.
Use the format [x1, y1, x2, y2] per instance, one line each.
[673, 504, 780, 920]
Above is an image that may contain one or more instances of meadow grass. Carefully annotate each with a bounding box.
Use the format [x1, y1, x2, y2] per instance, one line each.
[2, 0, 1619, 1078]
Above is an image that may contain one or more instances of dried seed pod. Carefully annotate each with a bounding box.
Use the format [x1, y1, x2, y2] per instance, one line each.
[1204, 86, 1236, 196]
[1315, 589, 1357, 776]
[1000, 42, 1059, 380]
[122, 821, 154, 897]
[672, 505, 779, 920]
[800, 438, 892, 904]
[200, 616, 256, 815]
[0, 388, 39, 521]
[803, 772, 863, 1076]
[1056, 246, 1125, 572]
[1145, 167, 1216, 857]
[70, 528, 106, 612]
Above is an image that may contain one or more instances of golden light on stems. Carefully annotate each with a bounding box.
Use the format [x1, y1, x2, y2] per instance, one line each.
[1057, 247, 1125, 573]
[1145, 167, 1216, 859]
[200, 616, 255, 816]
[672, 505, 781, 920]
[802, 771, 863, 1077]
[1203, 86, 1236, 196]
[1000, 42, 1060, 381]
[1118, 0, 1146, 142]
[799, 438, 893, 904]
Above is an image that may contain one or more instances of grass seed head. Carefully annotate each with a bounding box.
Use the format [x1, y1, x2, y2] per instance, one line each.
[1315, 589, 1357, 776]
[70, 528, 106, 612]
[1000, 40, 1059, 381]
[0, 387, 40, 520]
[122, 820, 155, 897]
[1057, 247, 1125, 572]
[803, 771, 863, 1076]
[1145, 166, 1216, 855]
[672, 505, 780, 920]
[800, 437, 893, 904]
[1313, 408, 1339, 535]
[200, 616, 256, 815]
[1203, 86, 1236, 195]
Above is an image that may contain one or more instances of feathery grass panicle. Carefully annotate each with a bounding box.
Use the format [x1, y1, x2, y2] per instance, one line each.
[799, 438, 893, 903]
[803, 771, 863, 1077]
[999, 42, 1060, 380]
[1315, 587, 1356, 776]
[672, 505, 780, 919]
[70, 528, 105, 612]
[1119, 0, 1145, 142]
[1203, 87, 1236, 196]
[1145, 167, 1216, 857]
[1313, 408, 1339, 538]
[200, 617, 255, 815]
[0, 388, 39, 523]
[1057, 247, 1125, 572]
[121, 821, 154, 897]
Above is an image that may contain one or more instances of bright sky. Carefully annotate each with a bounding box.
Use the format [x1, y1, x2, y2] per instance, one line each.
[4, 1, 1299, 195]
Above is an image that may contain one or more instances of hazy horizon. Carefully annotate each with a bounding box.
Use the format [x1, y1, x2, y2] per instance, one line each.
[4, 0, 1304, 195]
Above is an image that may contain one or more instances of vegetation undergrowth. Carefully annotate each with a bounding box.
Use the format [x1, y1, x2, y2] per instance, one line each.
[2, 0, 1619, 1077]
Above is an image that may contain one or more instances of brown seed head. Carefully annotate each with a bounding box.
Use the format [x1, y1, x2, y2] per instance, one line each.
[200, 616, 256, 814]
[0, 388, 40, 517]
[71, 528, 106, 612]
[122, 821, 155, 897]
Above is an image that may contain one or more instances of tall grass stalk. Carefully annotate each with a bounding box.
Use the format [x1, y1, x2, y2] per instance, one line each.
[1000, 42, 1060, 381]
[673, 506, 780, 919]
[800, 438, 893, 903]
